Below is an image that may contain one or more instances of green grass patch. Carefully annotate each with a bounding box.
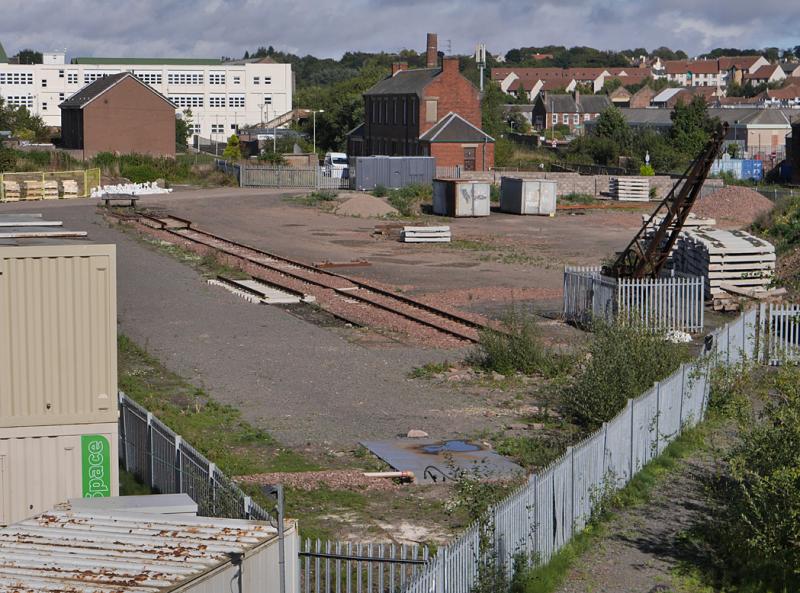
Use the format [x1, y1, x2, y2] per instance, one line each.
[409, 361, 451, 379]
[285, 190, 339, 207]
[560, 192, 599, 205]
[119, 467, 153, 495]
[386, 183, 432, 217]
[118, 334, 316, 476]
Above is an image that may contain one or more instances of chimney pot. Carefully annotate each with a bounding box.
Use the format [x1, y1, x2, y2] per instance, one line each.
[392, 62, 408, 76]
[426, 33, 438, 68]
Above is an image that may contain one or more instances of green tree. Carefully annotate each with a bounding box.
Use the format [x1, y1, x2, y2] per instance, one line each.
[670, 96, 718, 158]
[222, 134, 242, 160]
[13, 49, 42, 64]
[481, 81, 507, 138]
[594, 105, 631, 150]
[175, 109, 192, 151]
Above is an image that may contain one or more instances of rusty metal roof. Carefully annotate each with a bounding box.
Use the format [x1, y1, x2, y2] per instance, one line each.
[0, 509, 278, 592]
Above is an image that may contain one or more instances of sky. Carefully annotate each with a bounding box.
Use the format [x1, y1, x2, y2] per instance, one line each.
[1, 0, 797, 61]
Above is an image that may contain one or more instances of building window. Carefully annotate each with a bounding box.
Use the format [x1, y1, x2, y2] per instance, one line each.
[233, 76, 241, 84]
[229, 95, 245, 108]
[207, 72, 225, 85]
[253, 76, 260, 85]
[67, 72, 78, 84]
[211, 123, 224, 134]
[231, 124, 237, 131]
[169, 95, 204, 108]
[463, 147, 476, 171]
[41, 102, 47, 111]
[5, 96, 34, 108]
[552, 113, 558, 124]
[59, 92, 65, 101]
[84, 72, 116, 84]
[41, 79, 47, 87]
[425, 99, 437, 123]
[562, 114, 569, 124]
[58, 69, 64, 78]
[573, 114, 579, 125]
[135, 72, 163, 85]
[0, 72, 34, 84]
[264, 76, 272, 84]
[583, 113, 590, 121]
[168, 72, 204, 85]
[209, 95, 226, 108]
[191, 124, 201, 134]
[263, 95, 272, 105]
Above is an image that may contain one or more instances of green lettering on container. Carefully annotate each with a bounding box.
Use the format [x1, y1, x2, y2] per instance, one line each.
[81, 435, 111, 498]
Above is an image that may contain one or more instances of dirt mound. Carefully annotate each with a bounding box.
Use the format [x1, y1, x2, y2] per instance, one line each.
[236, 470, 401, 492]
[693, 186, 773, 227]
[334, 193, 398, 218]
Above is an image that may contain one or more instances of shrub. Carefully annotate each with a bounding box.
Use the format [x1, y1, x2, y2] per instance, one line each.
[258, 151, 286, 165]
[120, 163, 160, 183]
[387, 183, 432, 217]
[470, 310, 572, 378]
[563, 320, 691, 429]
[490, 183, 500, 203]
[639, 164, 655, 176]
[92, 152, 117, 170]
[0, 147, 16, 172]
[372, 184, 388, 198]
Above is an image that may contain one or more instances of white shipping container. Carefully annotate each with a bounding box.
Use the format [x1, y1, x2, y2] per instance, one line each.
[499, 177, 557, 215]
[432, 179, 491, 217]
[0, 509, 300, 593]
[0, 242, 117, 428]
[0, 422, 119, 526]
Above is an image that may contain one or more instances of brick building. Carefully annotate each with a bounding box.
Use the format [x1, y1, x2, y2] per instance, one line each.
[60, 72, 176, 158]
[347, 34, 494, 171]
[531, 92, 611, 133]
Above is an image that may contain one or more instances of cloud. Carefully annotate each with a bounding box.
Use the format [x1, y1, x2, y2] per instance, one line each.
[0, 0, 793, 63]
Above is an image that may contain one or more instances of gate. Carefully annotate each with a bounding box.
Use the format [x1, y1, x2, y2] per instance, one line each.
[238, 165, 350, 190]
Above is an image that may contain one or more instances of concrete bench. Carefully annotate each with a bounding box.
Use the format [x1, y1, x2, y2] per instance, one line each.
[100, 194, 139, 208]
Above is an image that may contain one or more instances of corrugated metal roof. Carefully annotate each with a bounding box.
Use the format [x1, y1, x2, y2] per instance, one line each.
[652, 88, 685, 103]
[0, 509, 278, 592]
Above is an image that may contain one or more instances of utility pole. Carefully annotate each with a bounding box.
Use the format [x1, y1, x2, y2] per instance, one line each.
[475, 43, 486, 92]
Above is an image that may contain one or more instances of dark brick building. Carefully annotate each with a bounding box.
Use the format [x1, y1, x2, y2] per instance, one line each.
[531, 91, 611, 133]
[60, 72, 176, 159]
[347, 34, 494, 171]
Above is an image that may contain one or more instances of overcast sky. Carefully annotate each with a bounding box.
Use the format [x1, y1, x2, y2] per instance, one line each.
[1, 0, 796, 61]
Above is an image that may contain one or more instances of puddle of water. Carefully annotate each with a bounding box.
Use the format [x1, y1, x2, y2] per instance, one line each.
[419, 440, 481, 455]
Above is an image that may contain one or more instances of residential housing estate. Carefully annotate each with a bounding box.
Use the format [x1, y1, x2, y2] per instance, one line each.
[0, 46, 292, 140]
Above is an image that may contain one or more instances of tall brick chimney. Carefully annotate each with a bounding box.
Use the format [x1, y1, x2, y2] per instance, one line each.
[391, 62, 408, 76]
[426, 33, 438, 68]
[442, 56, 459, 75]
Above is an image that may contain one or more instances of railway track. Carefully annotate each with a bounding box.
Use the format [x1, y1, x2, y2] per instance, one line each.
[137, 214, 492, 344]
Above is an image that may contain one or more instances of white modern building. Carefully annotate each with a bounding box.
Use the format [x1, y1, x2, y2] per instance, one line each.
[0, 49, 293, 141]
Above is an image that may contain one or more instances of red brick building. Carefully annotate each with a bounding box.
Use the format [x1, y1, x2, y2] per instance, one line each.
[347, 34, 494, 171]
[60, 72, 176, 158]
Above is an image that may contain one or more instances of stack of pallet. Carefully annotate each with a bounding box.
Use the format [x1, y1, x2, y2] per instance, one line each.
[1, 181, 21, 202]
[61, 180, 79, 199]
[401, 226, 451, 243]
[674, 228, 775, 308]
[23, 180, 43, 200]
[43, 180, 59, 200]
[611, 177, 649, 201]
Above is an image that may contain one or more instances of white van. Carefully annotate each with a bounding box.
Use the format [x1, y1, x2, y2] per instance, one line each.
[324, 152, 349, 178]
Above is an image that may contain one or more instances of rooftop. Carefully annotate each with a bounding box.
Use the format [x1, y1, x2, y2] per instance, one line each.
[363, 67, 440, 97]
[71, 56, 223, 65]
[59, 72, 175, 110]
[419, 112, 494, 143]
[0, 509, 279, 592]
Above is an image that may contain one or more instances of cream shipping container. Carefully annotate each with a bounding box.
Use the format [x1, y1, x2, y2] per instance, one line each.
[432, 179, 491, 217]
[499, 177, 557, 215]
[0, 232, 118, 525]
[0, 508, 300, 593]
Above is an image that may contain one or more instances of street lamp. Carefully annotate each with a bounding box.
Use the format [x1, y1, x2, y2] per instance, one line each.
[312, 109, 325, 155]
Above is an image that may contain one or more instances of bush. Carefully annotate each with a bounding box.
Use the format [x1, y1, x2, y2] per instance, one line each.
[639, 164, 655, 176]
[387, 183, 432, 217]
[372, 184, 388, 197]
[563, 320, 691, 429]
[490, 183, 500, 203]
[0, 147, 16, 172]
[470, 310, 572, 378]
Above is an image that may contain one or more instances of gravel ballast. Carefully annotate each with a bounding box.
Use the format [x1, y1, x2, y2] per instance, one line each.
[693, 186, 773, 227]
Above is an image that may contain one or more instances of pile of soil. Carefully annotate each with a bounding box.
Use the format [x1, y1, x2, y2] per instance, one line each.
[693, 186, 773, 227]
[236, 470, 401, 492]
[334, 193, 398, 218]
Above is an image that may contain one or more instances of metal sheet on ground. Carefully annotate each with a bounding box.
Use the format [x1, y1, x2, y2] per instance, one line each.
[360, 439, 523, 484]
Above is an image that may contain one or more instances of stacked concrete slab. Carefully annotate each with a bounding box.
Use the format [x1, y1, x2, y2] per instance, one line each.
[611, 177, 649, 201]
[674, 228, 775, 299]
[642, 213, 716, 269]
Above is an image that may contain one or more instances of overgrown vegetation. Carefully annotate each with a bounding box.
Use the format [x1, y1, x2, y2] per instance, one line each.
[563, 321, 692, 429]
[286, 189, 338, 207]
[386, 183, 432, 217]
[92, 152, 237, 186]
[0, 97, 50, 145]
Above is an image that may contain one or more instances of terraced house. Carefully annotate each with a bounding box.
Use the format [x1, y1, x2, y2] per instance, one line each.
[348, 34, 494, 171]
[0, 44, 292, 140]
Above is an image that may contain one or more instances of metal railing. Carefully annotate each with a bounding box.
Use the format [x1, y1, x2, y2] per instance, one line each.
[0, 168, 101, 202]
[761, 302, 800, 365]
[118, 392, 272, 522]
[300, 540, 429, 593]
[403, 309, 759, 593]
[563, 266, 705, 333]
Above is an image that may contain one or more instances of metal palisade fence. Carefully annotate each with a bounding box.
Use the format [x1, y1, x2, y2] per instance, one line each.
[118, 393, 272, 522]
[214, 159, 349, 190]
[403, 309, 759, 593]
[761, 302, 800, 365]
[563, 266, 705, 333]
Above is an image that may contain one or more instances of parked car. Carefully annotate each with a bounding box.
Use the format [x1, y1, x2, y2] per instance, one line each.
[324, 152, 349, 178]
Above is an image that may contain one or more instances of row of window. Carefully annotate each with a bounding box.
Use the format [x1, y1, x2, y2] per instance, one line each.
[369, 137, 427, 156]
[0, 72, 34, 85]
[4, 95, 34, 108]
[369, 96, 418, 126]
[1, 71, 275, 88]
[551, 113, 596, 125]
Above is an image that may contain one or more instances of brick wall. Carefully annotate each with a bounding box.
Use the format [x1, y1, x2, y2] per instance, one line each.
[420, 58, 482, 133]
[431, 141, 494, 170]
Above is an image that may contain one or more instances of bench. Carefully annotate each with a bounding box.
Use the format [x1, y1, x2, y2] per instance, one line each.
[100, 193, 139, 208]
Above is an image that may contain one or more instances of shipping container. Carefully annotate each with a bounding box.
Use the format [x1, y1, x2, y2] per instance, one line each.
[0, 422, 119, 526]
[432, 179, 491, 217]
[499, 177, 557, 215]
[0, 508, 300, 593]
[0, 242, 117, 428]
[351, 156, 436, 190]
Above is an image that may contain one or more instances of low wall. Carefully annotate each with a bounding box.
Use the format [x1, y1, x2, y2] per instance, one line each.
[459, 171, 724, 200]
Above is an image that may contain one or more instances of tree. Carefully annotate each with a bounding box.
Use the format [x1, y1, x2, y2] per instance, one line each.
[670, 96, 718, 158]
[175, 109, 192, 150]
[763, 47, 780, 63]
[505, 49, 522, 63]
[480, 82, 507, 139]
[0, 97, 50, 142]
[594, 106, 631, 151]
[13, 49, 42, 64]
[505, 108, 531, 134]
[222, 134, 242, 160]
[602, 77, 622, 93]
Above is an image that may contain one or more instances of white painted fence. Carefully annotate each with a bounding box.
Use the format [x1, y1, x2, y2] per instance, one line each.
[403, 309, 758, 593]
[564, 266, 705, 333]
[761, 302, 800, 365]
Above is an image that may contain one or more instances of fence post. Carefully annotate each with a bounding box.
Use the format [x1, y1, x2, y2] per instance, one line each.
[601, 421, 608, 476]
[244, 495, 252, 520]
[569, 445, 575, 538]
[118, 392, 127, 470]
[146, 412, 154, 489]
[628, 398, 634, 480]
[174, 435, 183, 493]
[208, 462, 217, 515]
[655, 381, 661, 455]
[678, 364, 686, 429]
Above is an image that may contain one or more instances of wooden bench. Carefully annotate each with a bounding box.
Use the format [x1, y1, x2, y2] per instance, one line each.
[100, 193, 139, 208]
